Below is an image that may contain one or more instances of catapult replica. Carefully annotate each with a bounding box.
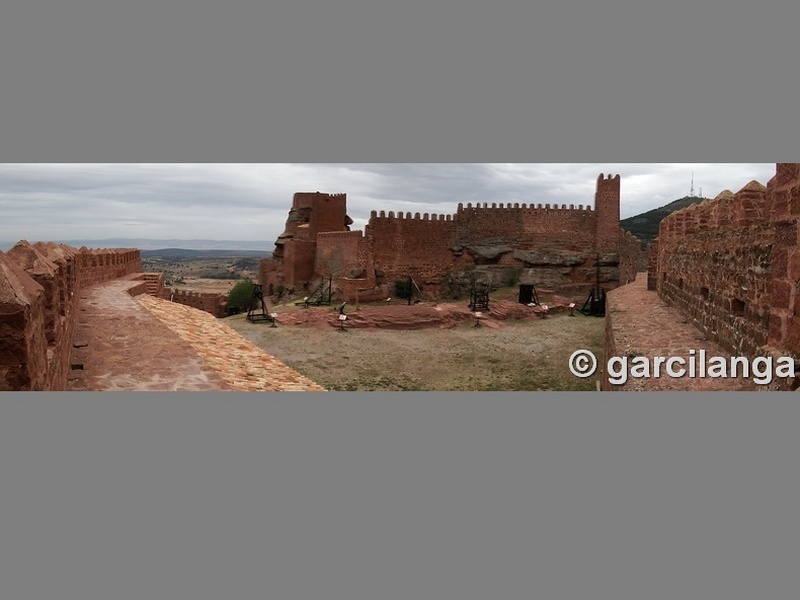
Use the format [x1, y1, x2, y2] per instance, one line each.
[579, 254, 606, 317]
[247, 284, 277, 326]
[295, 277, 334, 308]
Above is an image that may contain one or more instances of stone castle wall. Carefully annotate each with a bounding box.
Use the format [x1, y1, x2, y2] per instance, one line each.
[159, 287, 229, 318]
[453, 202, 597, 251]
[1, 242, 142, 390]
[618, 230, 642, 286]
[262, 174, 641, 301]
[365, 212, 461, 285]
[652, 163, 800, 361]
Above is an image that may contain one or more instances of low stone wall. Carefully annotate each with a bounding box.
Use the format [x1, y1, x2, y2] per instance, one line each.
[159, 287, 229, 318]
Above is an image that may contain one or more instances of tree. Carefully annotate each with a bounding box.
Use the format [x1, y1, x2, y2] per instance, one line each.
[228, 279, 257, 312]
[316, 246, 345, 280]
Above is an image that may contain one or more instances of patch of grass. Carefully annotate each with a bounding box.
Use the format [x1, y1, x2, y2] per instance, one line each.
[227, 312, 605, 392]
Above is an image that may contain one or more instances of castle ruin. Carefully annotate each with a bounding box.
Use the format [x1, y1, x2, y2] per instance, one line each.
[261, 175, 642, 301]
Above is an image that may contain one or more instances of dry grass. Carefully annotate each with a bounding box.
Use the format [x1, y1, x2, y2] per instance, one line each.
[225, 307, 605, 392]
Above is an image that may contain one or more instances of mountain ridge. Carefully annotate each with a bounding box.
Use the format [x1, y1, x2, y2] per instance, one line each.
[620, 196, 705, 243]
[1, 238, 272, 252]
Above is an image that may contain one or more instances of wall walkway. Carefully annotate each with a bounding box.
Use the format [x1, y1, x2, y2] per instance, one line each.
[66, 274, 325, 392]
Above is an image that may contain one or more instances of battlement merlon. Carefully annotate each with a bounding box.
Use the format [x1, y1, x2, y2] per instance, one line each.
[368, 210, 455, 222]
[291, 191, 347, 206]
[456, 202, 593, 212]
[285, 192, 349, 237]
[366, 203, 595, 223]
[774, 163, 800, 188]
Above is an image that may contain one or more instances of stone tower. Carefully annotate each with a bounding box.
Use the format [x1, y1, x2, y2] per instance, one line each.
[594, 173, 621, 253]
[266, 192, 351, 290]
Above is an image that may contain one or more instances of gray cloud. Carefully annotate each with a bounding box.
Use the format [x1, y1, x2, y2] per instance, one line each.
[0, 163, 777, 249]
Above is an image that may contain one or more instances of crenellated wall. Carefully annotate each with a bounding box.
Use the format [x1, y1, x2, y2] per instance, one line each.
[160, 287, 229, 318]
[454, 202, 596, 251]
[365, 212, 461, 284]
[1, 242, 142, 390]
[262, 174, 638, 300]
[653, 164, 800, 362]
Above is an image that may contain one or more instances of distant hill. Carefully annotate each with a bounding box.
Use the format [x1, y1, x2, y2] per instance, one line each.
[59, 238, 272, 252]
[621, 196, 705, 243]
[141, 248, 271, 258]
[1, 238, 273, 255]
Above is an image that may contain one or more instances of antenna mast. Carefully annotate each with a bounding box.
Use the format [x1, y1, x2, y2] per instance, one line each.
[690, 171, 694, 197]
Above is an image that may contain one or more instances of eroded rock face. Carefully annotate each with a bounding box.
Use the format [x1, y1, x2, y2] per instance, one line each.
[513, 249, 588, 267]
[464, 245, 513, 262]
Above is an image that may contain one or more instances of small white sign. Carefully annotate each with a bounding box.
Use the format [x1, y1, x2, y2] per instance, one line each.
[569, 303, 576, 309]
[271, 313, 279, 318]
[339, 314, 348, 321]
[474, 312, 482, 318]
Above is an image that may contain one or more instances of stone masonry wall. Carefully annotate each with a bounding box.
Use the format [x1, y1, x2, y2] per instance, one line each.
[595, 174, 622, 253]
[647, 239, 659, 291]
[262, 174, 637, 300]
[0, 242, 141, 390]
[0, 251, 49, 390]
[618, 229, 644, 286]
[160, 288, 229, 318]
[654, 164, 800, 362]
[315, 230, 371, 281]
[454, 202, 597, 252]
[365, 212, 461, 286]
[764, 164, 800, 357]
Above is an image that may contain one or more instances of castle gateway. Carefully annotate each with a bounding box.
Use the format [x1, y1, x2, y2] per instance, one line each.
[260, 175, 641, 302]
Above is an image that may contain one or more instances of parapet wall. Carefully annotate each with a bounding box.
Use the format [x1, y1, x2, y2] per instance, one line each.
[454, 203, 597, 251]
[654, 164, 800, 360]
[618, 229, 644, 286]
[160, 287, 229, 318]
[0, 242, 142, 390]
[365, 212, 461, 283]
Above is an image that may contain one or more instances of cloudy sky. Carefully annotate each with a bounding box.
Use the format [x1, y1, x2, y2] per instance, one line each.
[0, 163, 778, 250]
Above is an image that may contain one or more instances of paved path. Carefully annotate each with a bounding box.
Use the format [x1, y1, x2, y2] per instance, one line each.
[67, 275, 324, 392]
[137, 294, 325, 391]
[605, 276, 760, 391]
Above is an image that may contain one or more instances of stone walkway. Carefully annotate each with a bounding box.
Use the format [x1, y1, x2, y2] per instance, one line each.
[137, 293, 325, 392]
[605, 276, 761, 391]
[67, 275, 324, 392]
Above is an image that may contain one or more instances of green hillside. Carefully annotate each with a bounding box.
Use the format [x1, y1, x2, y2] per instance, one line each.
[621, 196, 705, 243]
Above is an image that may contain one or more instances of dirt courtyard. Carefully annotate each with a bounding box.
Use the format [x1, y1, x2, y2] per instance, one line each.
[225, 298, 606, 391]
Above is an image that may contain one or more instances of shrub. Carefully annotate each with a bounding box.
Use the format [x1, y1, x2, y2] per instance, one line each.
[228, 279, 257, 312]
[504, 267, 523, 288]
[394, 279, 413, 299]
